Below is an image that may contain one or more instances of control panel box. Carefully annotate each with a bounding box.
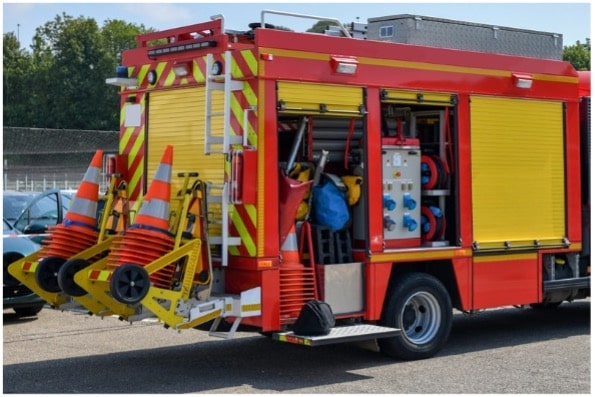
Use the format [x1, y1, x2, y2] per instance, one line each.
[382, 145, 421, 248]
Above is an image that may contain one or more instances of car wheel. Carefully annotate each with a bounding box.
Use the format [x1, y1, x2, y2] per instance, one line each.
[3, 252, 24, 288]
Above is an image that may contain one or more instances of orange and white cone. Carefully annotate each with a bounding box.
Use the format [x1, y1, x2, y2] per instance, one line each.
[279, 223, 309, 320]
[133, 145, 173, 233]
[65, 150, 104, 230]
[280, 224, 301, 266]
[38, 150, 103, 259]
[106, 146, 176, 290]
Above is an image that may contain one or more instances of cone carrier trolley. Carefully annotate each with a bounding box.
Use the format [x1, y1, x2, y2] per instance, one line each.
[9, 10, 590, 360]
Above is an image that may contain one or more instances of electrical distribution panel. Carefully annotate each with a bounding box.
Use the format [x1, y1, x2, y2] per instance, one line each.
[381, 145, 421, 248]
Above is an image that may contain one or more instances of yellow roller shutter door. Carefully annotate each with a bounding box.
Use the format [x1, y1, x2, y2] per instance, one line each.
[470, 96, 565, 249]
[277, 81, 364, 116]
[147, 87, 225, 195]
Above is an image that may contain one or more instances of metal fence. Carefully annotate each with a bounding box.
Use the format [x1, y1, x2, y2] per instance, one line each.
[2, 174, 112, 193]
[3, 127, 117, 193]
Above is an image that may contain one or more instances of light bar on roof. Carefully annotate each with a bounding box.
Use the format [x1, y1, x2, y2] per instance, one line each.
[147, 40, 217, 58]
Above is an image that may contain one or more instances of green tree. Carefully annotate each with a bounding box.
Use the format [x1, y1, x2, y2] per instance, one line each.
[4, 13, 149, 130]
[563, 38, 590, 71]
[307, 20, 340, 34]
[3, 32, 33, 126]
[101, 19, 150, 62]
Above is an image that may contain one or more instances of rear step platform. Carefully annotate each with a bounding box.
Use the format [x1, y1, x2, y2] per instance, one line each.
[273, 324, 400, 346]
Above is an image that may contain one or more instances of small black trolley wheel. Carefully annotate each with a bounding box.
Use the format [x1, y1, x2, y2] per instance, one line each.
[35, 256, 67, 293]
[110, 264, 150, 304]
[57, 258, 90, 297]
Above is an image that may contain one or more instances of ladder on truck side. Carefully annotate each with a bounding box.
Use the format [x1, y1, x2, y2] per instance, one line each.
[204, 51, 245, 266]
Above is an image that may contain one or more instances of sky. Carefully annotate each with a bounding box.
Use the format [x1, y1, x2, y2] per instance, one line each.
[2, 1, 592, 50]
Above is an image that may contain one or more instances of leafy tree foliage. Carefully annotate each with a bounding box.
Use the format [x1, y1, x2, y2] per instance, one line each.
[3, 32, 33, 126]
[563, 38, 590, 71]
[307, 20, 340, 34]
[3, 14, 149, 130]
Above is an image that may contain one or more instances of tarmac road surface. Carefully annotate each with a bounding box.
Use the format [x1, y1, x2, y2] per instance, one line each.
[3, 300, 590, 394]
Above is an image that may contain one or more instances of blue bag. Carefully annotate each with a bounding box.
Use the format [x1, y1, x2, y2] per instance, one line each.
[312, 176, 350, 232]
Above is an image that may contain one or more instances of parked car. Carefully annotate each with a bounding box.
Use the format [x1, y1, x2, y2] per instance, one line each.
[3, 189, 73, 317]
[3, 189, 73, 243]
[3, 219, 45, 316]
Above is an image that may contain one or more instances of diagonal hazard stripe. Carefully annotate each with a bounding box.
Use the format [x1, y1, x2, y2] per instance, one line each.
[231, 206, 256, 256]
[240, 49, 258, 77]
[89, 269, 112, 281]
[193, 58, 206, 82]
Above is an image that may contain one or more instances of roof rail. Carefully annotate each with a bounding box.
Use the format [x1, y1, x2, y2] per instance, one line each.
[260, 9, 351, 38]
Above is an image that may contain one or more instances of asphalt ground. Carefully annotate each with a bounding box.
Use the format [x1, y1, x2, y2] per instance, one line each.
[3, 300, 591, 394]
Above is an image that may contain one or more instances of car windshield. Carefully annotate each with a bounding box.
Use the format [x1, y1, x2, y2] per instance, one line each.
[3, 190, 72, 232]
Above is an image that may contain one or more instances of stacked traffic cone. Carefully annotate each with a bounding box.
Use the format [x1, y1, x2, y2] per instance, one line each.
[106, 146, 176, 290]
[38, 150, 103, 259]
[279, 223, 317, 322]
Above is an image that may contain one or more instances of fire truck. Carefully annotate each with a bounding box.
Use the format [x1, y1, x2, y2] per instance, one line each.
[9, 10, 590, 361]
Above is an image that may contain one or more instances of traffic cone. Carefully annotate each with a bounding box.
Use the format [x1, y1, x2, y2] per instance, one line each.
[35, 150, 103, 292]
[133, 145, 173, 233]
[279, 223, 316, 322]
[38, 150, 103, 260]
[106, 146, 176, 291]
[64, 150, 104, 230]
[280, 224, 301, 265]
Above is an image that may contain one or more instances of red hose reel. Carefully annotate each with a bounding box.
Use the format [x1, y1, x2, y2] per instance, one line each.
[421, 155, 449, 190]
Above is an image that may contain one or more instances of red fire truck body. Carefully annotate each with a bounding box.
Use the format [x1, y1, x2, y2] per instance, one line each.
[17, 12, 588, 361]
[102, 12, 590, 359]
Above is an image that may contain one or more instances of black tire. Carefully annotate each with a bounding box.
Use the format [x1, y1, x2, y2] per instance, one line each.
[13, 304, 44, 317]
[378, 272, 452, 360]
[3, 252, 24, 288]
[110, 264, 150, 304]
[35, 256, 66, 293]
[57, 259, 90, 297]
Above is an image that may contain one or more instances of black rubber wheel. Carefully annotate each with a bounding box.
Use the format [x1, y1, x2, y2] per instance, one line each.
[35, 256, 66, 293]
[57, 259, 90, 297]
[110, 264, 150, 304]
[3, 252, 24, 288]
[378, 272, 453, 361]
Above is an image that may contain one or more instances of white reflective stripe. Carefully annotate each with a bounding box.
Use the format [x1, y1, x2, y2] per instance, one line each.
[138, 198, 169, 220]
[82, 166, 101, 182]
[69, 197, 98, 217]
[280, 231, 298, 251]
[153, 164, 171, 183]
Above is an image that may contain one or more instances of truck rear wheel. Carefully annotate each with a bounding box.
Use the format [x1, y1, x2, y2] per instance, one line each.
[378, 272, 452, 360]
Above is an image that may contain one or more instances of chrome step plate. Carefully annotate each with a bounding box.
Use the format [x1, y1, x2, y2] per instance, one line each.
[273, 324, 400, 346]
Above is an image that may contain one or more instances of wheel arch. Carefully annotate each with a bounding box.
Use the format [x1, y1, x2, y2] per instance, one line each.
[386, 260, 462, 311]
